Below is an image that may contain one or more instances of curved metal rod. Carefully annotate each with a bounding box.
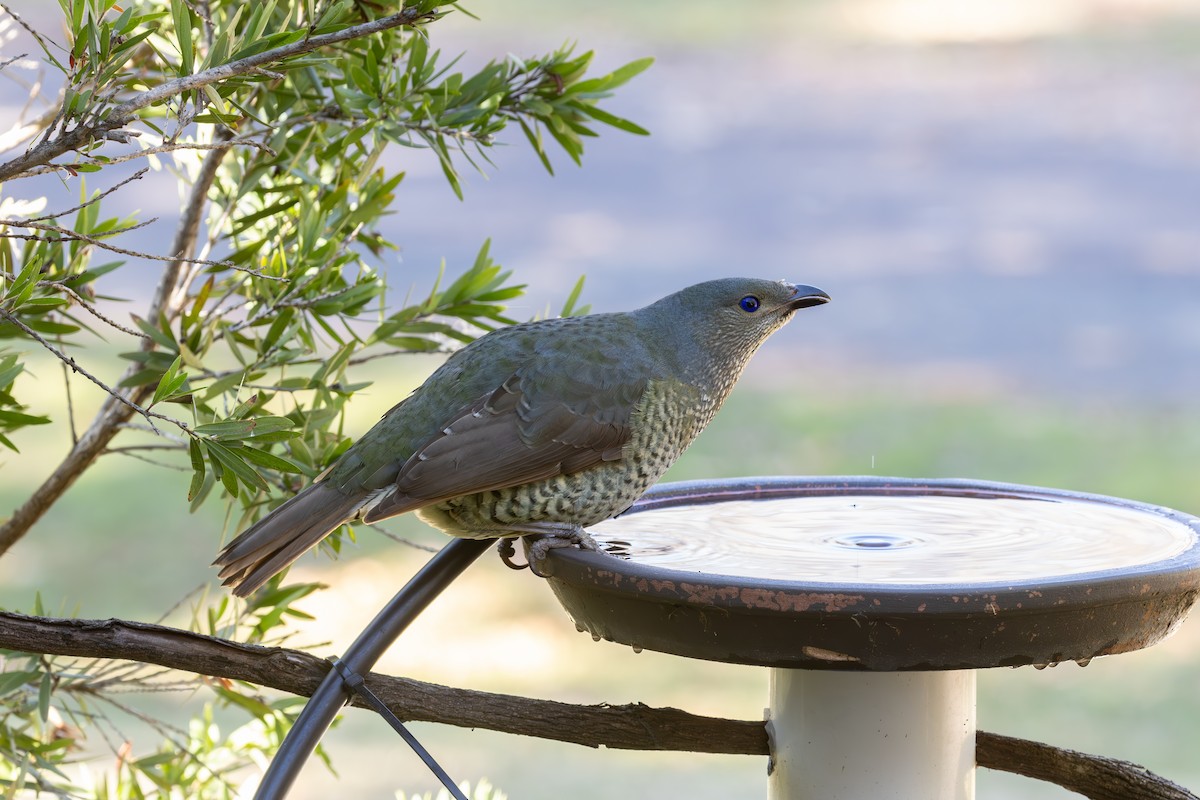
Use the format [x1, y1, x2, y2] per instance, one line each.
[254, 537, 495, 800]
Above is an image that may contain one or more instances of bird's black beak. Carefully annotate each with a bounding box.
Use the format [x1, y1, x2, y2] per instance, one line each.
[786, 284, 831, 310]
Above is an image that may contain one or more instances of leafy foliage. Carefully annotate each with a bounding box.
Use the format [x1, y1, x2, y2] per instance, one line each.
[0, 353, 51, 452]
[0, 0, 648, 794]
[0, 589, 322, 799]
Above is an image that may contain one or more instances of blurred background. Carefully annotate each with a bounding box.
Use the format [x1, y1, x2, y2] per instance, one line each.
[2, 0, 1200, 797]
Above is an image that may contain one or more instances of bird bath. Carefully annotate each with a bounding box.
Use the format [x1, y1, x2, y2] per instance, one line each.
[530, 476, 1200, 799]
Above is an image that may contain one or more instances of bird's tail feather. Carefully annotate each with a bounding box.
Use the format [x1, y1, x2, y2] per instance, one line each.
[213, 483, 366, 597]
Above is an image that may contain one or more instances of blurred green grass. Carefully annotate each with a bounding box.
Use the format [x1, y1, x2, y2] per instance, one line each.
[1, 353, 1197, 799]
[680, 380, 1200, 514]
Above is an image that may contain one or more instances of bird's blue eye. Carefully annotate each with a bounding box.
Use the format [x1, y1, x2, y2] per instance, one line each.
[739, 295, 760, 313]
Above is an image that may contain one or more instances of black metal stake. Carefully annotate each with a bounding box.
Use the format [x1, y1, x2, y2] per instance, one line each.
[254, 537, 495, 800]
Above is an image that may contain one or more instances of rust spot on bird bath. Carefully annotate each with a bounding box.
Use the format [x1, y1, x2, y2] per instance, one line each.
[736, 589, 865, 613]
[679, 583, 740, 605]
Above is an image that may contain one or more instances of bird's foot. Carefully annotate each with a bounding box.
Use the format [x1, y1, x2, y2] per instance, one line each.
[497, 539, 529, 571]
[525, 527, 598, 577]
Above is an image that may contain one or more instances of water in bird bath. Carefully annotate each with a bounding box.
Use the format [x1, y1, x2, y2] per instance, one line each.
[591, 494, 1198, 585]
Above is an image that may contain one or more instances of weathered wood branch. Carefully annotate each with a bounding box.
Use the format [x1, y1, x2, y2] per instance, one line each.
[976, 732, 1198, 800]
[0, 611, 1193, 799]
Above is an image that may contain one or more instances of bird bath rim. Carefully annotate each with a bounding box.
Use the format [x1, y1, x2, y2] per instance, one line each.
[531, 476, 1200, 670]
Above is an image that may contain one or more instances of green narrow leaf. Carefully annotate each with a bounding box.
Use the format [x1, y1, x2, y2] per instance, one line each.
[202, 371, 263, 401]
[242, 416, 296, 437]
[232, 444, 305, 474]
[130, 315, 177, 350]
[0, 670, 39, 695]
[201, 83, 226, 114]
[436, 145, 464, 200]
[189, 472, 216, 512]
[230, 394, 261, 421]
[576, 103, 650, 135]
[606, 56, 655, 87]
[543, 120, 583, 166]
[0, 354, 25, 389]
[23, 319, 80, 336]
[572, 56, 654, 94]
[194, 419, 257, 440]
[261, 308, 295, 354]
[559, 275, 589, 317]
[206, 440, 269, 492]
[183, 276, 215, 334]
[516, 117, 554, 175]
[37, 672, 51, 722]
[214, 685, 275, 717]
[2, 256, 44, 309]
[187, 438, 206, 501]
[151, 355, 186, 406]
[0, 409, 52, 427]
[309, 343, 355, 387]
[204, 442, 239, 497]
[171, 0, 193, 75]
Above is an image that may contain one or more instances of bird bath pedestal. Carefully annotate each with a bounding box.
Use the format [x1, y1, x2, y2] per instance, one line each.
[531, 477, 1200, 800]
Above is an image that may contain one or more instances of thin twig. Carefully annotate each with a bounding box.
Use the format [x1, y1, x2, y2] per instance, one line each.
[42, 280, 150, 339]
[15, 138, 276, 176]
[7, 216, 156, 239]
[363, 522, 439, 553]
[25, 168, 149, 222]
[0, 3, 65, 55]
[60, 357, 78, 445]
[105, 450, 190, 471]
[117, 422, 188, 442]
[1, 221, 286, 281]
[0, 307, 190, 437]
[0, 53, 25, 73]
[103, 444, 187, 454]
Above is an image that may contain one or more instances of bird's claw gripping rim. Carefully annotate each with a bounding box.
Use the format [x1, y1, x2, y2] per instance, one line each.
[496, 539, 530, 571]
[499, 529, 601, 577]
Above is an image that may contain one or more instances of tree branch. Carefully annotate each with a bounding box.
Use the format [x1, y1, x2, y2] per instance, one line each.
[975, 733, 1198, 800]
[0, 611, 1192, 800]
[0, 7, 429, 182]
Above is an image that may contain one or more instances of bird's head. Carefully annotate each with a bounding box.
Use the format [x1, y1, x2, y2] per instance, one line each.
[640, 277, 830, 383]
[661, 277, 829, 346]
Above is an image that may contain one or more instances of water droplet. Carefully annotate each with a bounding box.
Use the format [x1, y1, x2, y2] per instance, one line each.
[833, 532, 916, 550]
[631, 644, 643, 654]
[603, 539, 631, 556]
[1033, 662, 1049, 670]
[1075, 657, 1092, 668]
[591, 633, 602, 642]
[575, 623, 586, 633]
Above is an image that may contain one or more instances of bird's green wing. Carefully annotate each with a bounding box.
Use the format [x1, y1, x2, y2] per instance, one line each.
[359, 365, 650, 523]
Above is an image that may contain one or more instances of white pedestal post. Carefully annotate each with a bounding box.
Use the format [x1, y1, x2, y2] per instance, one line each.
[767, 670, 977, 800]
